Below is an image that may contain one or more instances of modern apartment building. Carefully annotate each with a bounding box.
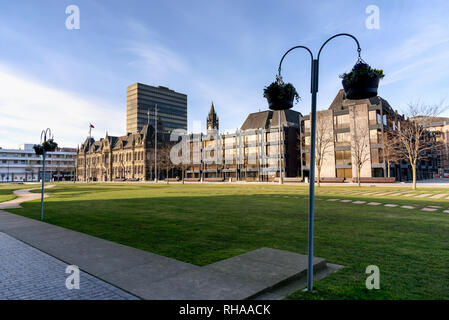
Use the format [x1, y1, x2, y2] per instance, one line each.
[184, 105, 302, 181]
[300, 90, 439, 181]
[126, 83, 187, 134]
[0, 144, 77, 182]
[423, 117, 449, 176]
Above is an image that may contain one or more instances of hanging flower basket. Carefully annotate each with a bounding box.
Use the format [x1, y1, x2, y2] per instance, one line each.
[340, 61, 384, 100]
[263, 76, 300, 110]
[33, 144, 44, 156]
[42, 139, 58, 152]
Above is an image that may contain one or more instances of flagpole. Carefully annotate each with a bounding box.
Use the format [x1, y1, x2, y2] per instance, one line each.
[154, 105, 158, 183]
[88, 125, 91, 182]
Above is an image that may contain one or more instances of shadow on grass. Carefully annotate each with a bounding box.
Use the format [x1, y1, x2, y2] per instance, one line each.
[4, 187, 449, 299]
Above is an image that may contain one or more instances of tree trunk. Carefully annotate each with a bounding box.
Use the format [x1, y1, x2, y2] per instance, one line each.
[317, 166, 321, 187]
[412, 164, 417, 190]
[357, 165, 361, 187]
[387, 161, 391, 178]
[182, 166, 185, 184]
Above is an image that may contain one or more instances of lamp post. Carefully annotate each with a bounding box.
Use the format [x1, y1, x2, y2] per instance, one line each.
[275, 33, 367, 291]
[278, 110, 284, 184]
[154, 104, 158, 183]
[39, 128, 53, 221]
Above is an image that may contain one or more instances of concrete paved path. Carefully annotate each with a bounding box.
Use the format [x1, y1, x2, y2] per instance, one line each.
[0, 210, 333, 300]
[0, 185, 55, 209]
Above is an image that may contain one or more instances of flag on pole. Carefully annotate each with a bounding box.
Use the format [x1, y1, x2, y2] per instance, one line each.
[89, 123, 94, 140]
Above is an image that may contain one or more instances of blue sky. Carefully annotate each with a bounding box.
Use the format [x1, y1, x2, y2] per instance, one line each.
[1, 0, 448, 148]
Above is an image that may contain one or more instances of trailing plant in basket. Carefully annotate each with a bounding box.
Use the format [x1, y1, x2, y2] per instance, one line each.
[340, 61, 385, 99]
[33, 144, 44, 156]
[340, 62, 384, 86]
[42, 139, 58, 152]
[263, 76, 300, 110]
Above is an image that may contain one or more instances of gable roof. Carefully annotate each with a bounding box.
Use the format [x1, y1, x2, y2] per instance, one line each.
[240, 109, 301, 130]
[79, 124, 154, 153]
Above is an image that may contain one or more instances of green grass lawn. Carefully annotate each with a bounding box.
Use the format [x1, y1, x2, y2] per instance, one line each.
[4, 182, 449, 299]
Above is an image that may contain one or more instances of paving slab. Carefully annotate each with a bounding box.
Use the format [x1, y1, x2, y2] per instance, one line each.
[384, 204, 398, 207]
[389, 193, 404, 196]
[415, 193, 432, 198]
[427, 206, 443, 209]
[401, 206, 415, 209]
[253, 263, 343, 300]
[429, 194, 449, 199]
[203, 248, 326, 298]
[352, 201, 366, 204]
[376, 192, 395, 196]
[326, 199, 340, 201]
[367, 202, 382, 206]
[402, 193, 417, 197]
[421, 208, 438, 212]
[444, 210, 449, 214]
[140, 267, 263, 300]
[340, 200, 352, 203]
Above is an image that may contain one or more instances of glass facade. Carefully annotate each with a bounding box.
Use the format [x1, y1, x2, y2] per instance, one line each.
[334, 114, 350, 129]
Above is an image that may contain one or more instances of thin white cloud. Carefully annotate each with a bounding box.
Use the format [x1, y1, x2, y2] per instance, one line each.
[125, 42, 190, 80]
[381, 22, 449, 86]
[122, 23, 263, 132]
[0, 65, 124, 149]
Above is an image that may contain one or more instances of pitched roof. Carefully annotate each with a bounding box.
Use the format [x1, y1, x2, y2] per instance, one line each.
[328, 90, 398, 116]
[80, 124, 154, 153]
[328, 89, 346, 111]
[240, 109, 301, 130]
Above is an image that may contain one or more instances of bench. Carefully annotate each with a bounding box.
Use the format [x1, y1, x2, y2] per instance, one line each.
[273, 177, 302, 183]
[352, 177, 396, 183]
[204, 177, 224, 182]
[113, 178, 126, 182]
[316, 177, 345, 183]
[165, 178, 179, 182]
[184, 178, 201, 182]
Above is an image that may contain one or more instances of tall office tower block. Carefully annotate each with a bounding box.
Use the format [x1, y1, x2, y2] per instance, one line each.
[126, 83, 187, 135]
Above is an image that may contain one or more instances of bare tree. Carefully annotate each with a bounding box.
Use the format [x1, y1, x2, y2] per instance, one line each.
[315, 115, 334, 187]
[146, 149, 155, 181]
[395, 101, 447, 190]
[296, 131, 304, 175]
[383, 129, 402, 178]
[158, 143, 173, 180]
[352, 124, 371, 186]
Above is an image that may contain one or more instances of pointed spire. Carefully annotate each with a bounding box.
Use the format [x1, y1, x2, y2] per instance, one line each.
[207, 101, 219, 132]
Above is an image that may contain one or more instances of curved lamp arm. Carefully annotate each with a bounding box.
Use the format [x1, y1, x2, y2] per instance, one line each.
[277, 45, 314, 80]
[40, 128, 52, 143]
[317, 33, 361, 62]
